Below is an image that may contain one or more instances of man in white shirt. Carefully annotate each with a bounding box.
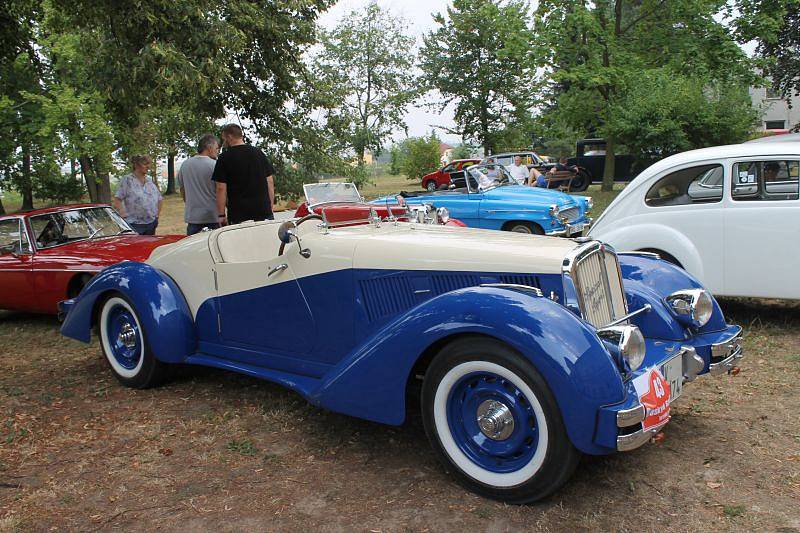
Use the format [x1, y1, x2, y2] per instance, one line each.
[507, 155, 529, 185]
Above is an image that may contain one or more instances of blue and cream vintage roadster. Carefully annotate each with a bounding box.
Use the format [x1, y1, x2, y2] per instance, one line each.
[59, 214, 742, 503]
[373, 163, 593, 237]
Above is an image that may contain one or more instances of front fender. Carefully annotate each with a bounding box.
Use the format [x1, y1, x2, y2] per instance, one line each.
[60, 261, 196, 364]
[311, 286, 626, 455]
[619, 253, 727, 340]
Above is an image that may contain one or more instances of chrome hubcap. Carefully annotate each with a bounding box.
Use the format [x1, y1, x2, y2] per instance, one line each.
[118, 323, 136, 349]
[476, 399, 515, 440]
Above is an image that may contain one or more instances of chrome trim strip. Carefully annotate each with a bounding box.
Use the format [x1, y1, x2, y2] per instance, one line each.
[600, 304, 652, 328]
[620, 251, 661, 260]
[617, 404, 646, 428]
[486, 209, 553, 214]
[617, 421, 669, 452]
[480, 283, 544, 297]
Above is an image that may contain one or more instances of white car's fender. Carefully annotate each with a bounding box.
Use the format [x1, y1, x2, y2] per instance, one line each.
[594, 222, 703, 280]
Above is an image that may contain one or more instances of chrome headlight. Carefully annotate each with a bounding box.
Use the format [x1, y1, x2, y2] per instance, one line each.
[436, 206, 449, 223]
[598, 324, 646, 372]
[585, 196, 593, 210]
[548, 204, 560, 217]
[666, 289, 713, 328]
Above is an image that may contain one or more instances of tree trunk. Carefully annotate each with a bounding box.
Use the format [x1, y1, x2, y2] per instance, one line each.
[601, 138, 616, 192]
[21, 144, 34, 210]
[166, 148, 176, 195]
[79, 156, 98, 202]
[70, 159, 77, 181]
[0, 194, 5, 215]
[97, 171, 112, 204]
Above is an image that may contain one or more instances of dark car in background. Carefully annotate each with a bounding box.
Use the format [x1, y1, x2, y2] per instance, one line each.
[566, 139, 656, 191]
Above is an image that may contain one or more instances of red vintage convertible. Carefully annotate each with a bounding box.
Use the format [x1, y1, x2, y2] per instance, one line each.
[294, 182, 466, 227]
[0, 204, 182, 314]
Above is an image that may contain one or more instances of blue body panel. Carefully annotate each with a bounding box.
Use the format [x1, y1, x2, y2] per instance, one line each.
[373, 185, 591, 234]
[618, 253, 727, 340]
[60, 262, 196, 363]
[60, 253, 737, 456]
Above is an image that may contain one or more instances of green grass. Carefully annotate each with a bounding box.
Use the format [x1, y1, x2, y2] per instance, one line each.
[226, 438, 257, 456]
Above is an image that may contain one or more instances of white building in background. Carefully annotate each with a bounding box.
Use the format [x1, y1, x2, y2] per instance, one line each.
[750, 85, 799, 132]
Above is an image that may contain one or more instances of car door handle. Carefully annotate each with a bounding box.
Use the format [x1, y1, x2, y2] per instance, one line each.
[268, 263, 288, 277]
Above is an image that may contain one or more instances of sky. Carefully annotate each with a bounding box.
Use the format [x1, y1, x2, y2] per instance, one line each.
[318, 0, 462, 144]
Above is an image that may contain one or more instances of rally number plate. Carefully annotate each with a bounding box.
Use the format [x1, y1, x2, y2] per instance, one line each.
[567, 223, 585, 236]
[660, 354, 683, 402]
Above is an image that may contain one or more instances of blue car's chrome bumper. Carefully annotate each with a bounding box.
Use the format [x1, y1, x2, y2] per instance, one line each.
[545, 218, 592, 237]
[594, 325, 743, 453]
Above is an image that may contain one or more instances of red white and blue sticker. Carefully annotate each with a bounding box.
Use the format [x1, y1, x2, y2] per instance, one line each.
[633, 368, 671, 431]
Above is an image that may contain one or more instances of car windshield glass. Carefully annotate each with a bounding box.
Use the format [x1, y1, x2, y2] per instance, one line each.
[467, 164, 514, 192]
[304, 183, 362, 207]
[29, 207, 131, 249]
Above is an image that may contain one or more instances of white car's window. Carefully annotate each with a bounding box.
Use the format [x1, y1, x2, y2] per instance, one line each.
[645, 164, 724, 206]
[731, 160, 799, 201]
[0, 219, 31, 255]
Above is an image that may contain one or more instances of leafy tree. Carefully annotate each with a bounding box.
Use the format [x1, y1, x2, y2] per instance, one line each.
[421, 0, 537, 155]
[402, 134, 442, 182]
[534, 0, 758, 190]
[606, 70, 759, 157]
[315, 2, 418, 178]
[389, 145, 402, 175]
[451, 143, 478, 160]
[735, 0, 800, 123]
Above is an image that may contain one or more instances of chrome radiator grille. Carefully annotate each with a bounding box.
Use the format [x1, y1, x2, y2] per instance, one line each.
[567, 243, 627, 327]
[560, 206, 581, 223]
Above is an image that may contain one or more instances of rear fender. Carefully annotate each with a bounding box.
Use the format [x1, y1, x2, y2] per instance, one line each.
[311, 286, 625, 455]
[60, 261, 195, 364]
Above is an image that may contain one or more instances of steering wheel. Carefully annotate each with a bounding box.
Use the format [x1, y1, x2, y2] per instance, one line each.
[278, 213, 323, 256]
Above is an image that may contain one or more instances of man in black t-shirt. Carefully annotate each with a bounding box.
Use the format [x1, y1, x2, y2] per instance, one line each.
[212, 124, 275, 225]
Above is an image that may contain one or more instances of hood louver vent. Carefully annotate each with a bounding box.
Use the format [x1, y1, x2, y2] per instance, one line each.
[360, 272, 542, 323]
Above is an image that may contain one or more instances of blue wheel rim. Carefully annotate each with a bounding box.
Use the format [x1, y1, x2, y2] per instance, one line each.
[446, 371, 539, 474]
[106, 305, 142, 370]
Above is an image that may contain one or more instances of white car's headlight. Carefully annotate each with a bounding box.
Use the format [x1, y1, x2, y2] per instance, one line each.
[436, 207, 449, 223]
[666, 289, 713, 328]
[598, 324, 646, 372]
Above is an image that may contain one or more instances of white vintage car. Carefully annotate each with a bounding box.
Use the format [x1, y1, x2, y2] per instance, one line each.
[588, 142, 800, 299]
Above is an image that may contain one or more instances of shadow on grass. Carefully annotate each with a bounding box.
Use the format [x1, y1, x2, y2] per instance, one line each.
[717, 297, 800, 331]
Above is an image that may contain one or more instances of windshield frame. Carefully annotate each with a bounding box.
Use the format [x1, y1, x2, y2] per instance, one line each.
[464, 163, 517, 193]
[28, 206, 133, 251]
[303, 182, 364, 208]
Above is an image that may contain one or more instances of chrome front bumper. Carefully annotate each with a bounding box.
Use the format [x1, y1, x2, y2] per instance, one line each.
[709, 328, 744, 375]
[546, 218, 592, 237]
[615, 331, 744, 451]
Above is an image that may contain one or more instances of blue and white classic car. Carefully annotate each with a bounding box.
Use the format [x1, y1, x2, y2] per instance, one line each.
[59, 214, 742, 503]
[374, 163, 593, 236]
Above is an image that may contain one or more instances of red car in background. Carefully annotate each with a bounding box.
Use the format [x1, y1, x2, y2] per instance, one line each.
[421, 159, 481, 191]
[0, 204, 182, 314]
[294, 182, 465, 227]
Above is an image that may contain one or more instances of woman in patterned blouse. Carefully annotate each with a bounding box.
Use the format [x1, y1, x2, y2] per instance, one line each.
[113, 155, 163, 235]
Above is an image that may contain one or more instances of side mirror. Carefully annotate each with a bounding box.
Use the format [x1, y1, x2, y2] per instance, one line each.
[278, 220, 297, 244]
[278, 220, 311, 258]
